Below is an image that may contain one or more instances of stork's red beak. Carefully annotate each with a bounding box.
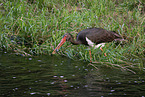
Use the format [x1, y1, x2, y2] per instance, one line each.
[52, 36, 67, 54]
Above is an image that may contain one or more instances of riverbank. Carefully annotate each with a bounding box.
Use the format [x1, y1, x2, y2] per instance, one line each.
[0, 0, 145, 72]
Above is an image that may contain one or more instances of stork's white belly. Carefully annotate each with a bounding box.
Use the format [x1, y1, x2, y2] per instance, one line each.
[86, 37, 105, 49]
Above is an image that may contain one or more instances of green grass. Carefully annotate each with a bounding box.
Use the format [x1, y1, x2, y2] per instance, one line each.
[0, 0, 145, 72]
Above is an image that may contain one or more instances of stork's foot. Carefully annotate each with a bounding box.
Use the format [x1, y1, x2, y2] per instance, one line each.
[90, 60, 92, 63]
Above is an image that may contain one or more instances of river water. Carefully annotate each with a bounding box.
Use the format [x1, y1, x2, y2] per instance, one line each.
[0, 51, 145, 97]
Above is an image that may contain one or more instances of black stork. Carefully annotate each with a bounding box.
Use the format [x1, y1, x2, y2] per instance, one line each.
[52, 28, 124, 62]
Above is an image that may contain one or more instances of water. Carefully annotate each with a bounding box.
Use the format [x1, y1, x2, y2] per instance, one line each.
[0, 51, 145, 97]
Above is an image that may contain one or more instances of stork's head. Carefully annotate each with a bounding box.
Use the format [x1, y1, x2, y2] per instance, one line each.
[52, 33, 73, 54]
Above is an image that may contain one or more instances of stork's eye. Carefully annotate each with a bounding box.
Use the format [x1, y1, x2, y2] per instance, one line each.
[63, 34, 67, 38]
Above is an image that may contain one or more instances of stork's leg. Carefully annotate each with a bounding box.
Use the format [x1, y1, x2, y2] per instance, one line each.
[100, 47, 107, 56]
[89, 50, 92, 62]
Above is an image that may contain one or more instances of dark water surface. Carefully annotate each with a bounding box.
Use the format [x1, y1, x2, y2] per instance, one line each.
[0, 51, 145, 97]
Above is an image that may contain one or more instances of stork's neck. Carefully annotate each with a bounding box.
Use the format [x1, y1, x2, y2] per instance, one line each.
[68, 35, 81, 45]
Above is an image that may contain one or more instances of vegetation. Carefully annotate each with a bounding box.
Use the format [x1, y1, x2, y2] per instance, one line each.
[0, 0, 145, 72]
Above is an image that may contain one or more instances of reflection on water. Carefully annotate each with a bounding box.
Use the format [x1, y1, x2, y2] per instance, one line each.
[0, 51, 145, 97]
